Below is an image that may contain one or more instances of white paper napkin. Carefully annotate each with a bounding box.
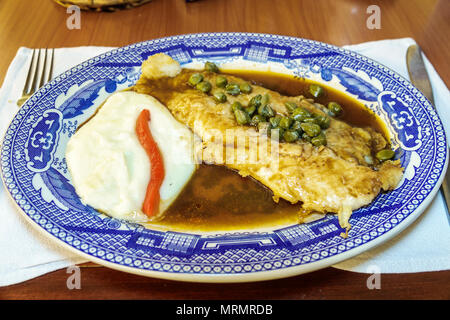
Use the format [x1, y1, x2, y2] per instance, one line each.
[0, 39, 448, 286]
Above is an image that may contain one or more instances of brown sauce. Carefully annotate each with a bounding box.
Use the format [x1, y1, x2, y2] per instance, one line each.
[147, 164, 300, 232]
[143, 70, 388, 233]
[223, 70, 388, 136]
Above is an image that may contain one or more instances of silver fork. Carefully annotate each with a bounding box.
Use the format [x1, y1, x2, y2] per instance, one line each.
[17, 48, 54, 107]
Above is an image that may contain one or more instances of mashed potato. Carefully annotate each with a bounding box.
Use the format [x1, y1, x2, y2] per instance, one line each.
[65, 91, 196, 222]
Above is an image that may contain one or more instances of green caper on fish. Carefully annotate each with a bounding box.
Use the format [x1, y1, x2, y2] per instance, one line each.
[291, 120, 303, 133]
[302, 117, 318, 124]
[245, 105, 257, 116]
[205, 61, 219, 73]
[257, 121, 271, 135]
[269, 115, 282, 128]
[212, 91, 227, 103]
[311, 133, 327, 147]
[270, 127, 284, 141]
[196, 81, 212, 93]
[279, 116, 293, 130]
[283, 130, 299, 142]
[292, 108, 312, 122]
[327, 102, 343, 117]
[316, 115, 330, 129]
[216, 75, 228, 88]
[284, 101, 298, 113]
[260, 93, 270, 106]
[188, 73, 203, 86]
[309, 84, 324, 98]
[376, 149, 395, 161]
[248, 94, 263, 108]
[239, 82, 252, 94]
[225, 83, 240, 96]
[231, 101, 243, 112]
[258, 104, 275, 118]
[251, 114, 266, 126]
[234, 108, 250, 125]
[302, 133, 312, 142]
[300, 122, 321, 137]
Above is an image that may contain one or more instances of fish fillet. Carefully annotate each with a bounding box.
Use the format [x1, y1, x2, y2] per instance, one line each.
[134, 54, 403, 231]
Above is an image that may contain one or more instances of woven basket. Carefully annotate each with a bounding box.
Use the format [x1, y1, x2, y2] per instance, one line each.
[53, 0, 152, 11]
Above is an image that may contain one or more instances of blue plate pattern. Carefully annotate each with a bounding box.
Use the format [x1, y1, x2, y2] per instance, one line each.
[1, 33, 448, 281]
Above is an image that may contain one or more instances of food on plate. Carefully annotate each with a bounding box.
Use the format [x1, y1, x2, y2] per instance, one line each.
[65, 52, 403, 234]
[132, 54, 403, 233]
[65, 91, 196, 222]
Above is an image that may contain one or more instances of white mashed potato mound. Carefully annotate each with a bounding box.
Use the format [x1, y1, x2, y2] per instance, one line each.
[65, 91, 196, 222]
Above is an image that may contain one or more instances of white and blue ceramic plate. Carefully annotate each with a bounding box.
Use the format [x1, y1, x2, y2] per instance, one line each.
[1, 33, 448, 282]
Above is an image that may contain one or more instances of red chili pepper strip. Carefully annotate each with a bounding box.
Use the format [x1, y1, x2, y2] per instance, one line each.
[135, 109, 165, 217]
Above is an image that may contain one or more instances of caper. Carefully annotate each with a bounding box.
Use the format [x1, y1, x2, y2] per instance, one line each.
[311, 133, 327, 147]
[283, 130, 300, 143]
[269, 115, 282, 128]
[257, 122, 271, 135]
[239, 82, 252, 94]
[279, 116, 293, 130]
[212, 91, 227, 103]
[251, 114, 266, 126]
[196, 81, 212, 93]
[303, 117, 318, 124]
[300, 122, 321, 137]
[258, 104, 275, 118]
[234, 109, 250, 125]
[245, 105, 257, 116]
[248, 94, 262, 108]
[270, 128, 285, 141]
[327, 102, 343, 116]
[376, 149, 395, 161]
[260, 93, 270, 106]
[216, 75, 228, 88]
[302, 133, 312, 142]
[188, 73, 203, 86]
[285, 101, 298, 113]
[205, 61, 219, 73]
[316, 115, 330, 129]
[231, 101, 243, 112]
[309, 84, 325, 98]
[292, 108, 312, 122]
[225, 83, 240, 96]
[291, 120, 303, 133]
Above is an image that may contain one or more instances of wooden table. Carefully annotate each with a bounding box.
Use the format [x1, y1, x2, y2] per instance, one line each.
[0, 0, 449, 300]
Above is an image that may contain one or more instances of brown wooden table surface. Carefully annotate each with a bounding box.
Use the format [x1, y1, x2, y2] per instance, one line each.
[0, 0, 449, 300]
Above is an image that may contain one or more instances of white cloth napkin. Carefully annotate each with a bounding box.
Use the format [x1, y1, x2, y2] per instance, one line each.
[0, 39, 448, 286]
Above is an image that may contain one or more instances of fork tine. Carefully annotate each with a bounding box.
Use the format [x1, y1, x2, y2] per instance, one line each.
[22, 49, 37, 95]
[38, 49, 48, 88]
[47, 49, 54, 83]
[28, 49, 41, 95]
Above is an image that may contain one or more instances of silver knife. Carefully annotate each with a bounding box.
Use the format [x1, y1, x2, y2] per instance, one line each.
[406, 44, 450, 212]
